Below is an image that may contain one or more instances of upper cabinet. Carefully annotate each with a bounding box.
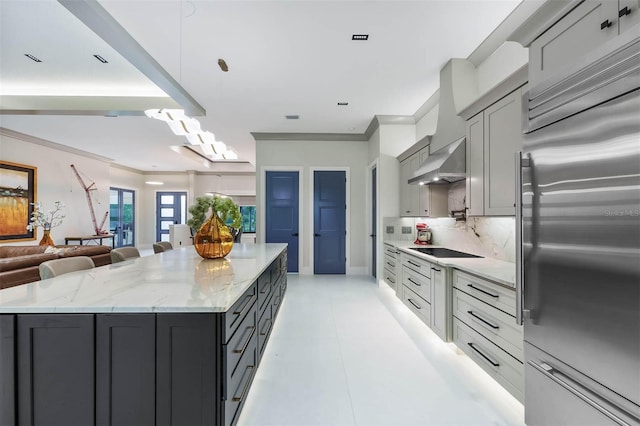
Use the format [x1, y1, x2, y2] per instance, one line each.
[511, 0, 639, 92]
[399, 147, 448, 217]
[465, 87, 524, 216]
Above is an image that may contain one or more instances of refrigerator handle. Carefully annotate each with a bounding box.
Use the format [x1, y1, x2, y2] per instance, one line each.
[515, 152, 528, 325]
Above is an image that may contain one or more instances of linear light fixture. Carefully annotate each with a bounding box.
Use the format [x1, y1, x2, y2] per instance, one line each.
[145, 181, 164, 185]
[24, 54, 42, 62]
[146, 108, 238, 161]
[352, 34, 369, 40]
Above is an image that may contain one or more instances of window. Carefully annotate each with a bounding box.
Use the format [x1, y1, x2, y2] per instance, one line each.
[240, 206, 256, 233]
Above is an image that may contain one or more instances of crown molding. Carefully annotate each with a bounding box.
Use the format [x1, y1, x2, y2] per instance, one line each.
[0, 127, 114, 163]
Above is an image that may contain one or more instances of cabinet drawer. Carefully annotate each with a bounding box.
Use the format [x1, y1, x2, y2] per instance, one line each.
[224, 300, 257, 388]
[257, 270, 272, 318]
[401, 253, 432, 277]
[383, 268, 396, 289]
[384, 244, 397, 258]
[223, 283, 257, 343]
[402, 265, 431, 302]
[452, 270, 515, 316]
[402, 286, 431, 327]
[383, 254, 397, 271]
[453, 288, 523, 361]
[224, 331, 257, 426]
[257, 301, 273, 359]
[453, 318, 523, 402]
[272, 279, 283, 317]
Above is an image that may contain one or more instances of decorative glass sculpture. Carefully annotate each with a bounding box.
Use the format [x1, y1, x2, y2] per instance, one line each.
[193, 213, 234, 259]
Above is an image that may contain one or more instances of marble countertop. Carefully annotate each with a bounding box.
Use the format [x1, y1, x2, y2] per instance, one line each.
[0, 243, 287, 313]
[384, 240, 515, 288]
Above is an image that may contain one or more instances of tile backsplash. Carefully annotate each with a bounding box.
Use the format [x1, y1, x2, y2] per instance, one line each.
[383, 216, 516, 262]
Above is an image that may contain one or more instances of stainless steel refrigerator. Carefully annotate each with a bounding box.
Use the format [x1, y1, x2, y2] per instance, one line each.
[516, 38, 640, 425]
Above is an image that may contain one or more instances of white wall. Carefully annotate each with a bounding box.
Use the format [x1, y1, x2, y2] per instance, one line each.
[256, 138, 368, 274]
[1, 130, 111, 246]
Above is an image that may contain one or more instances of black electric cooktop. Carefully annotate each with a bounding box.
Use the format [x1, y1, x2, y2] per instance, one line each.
[409, 247, 483, 258]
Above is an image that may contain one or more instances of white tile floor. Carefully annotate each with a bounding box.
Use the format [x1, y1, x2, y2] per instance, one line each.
[238, 274, 525, 426]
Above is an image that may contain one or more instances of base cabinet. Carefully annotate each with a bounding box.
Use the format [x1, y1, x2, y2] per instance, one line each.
[452, 269, 523, 402]
[399, 251, 450, 341]
[0, 250, 287, 426]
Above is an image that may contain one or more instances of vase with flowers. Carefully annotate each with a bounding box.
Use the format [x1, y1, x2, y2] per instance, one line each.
[187, 196, 241, 259]
[26, 201, 66, 246]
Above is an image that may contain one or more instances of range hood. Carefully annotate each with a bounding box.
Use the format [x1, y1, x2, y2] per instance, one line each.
[408, 137, 466, 184]
[410, 59, 475, 185]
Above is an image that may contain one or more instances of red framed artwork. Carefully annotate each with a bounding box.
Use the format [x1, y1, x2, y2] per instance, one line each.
[0, 161, 37, 242]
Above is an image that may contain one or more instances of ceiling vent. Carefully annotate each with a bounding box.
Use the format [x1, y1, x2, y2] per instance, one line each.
[352, 34, 369, 41]
[285, 115, 299, 120]
[24, 54, 42, 63]
[93, 54, 108, 63]
[337, 102, 349, 106]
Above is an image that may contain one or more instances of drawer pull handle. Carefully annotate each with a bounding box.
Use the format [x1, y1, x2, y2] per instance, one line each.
[529, 361, 631, 426]
[619, 6, 631, 17]
[408, 260, 421, 268]
[431, 267, 441, 272]
[467, 342, 499, 367]
[386, 276, 395, 284]
[233, 294, 254, 315]
[234, 326, 256, 354]
[467, 284, 499, 299]
[260, 284, 271, 295]
[386, 261, 394, 267]
[407, 277, 421, 286]
[260, 318, 272, 336]
[232, 365, 255, 402]
[600, 19, 612, 30]
[408, 298, 421, 310]
[467, 310, 500, 330]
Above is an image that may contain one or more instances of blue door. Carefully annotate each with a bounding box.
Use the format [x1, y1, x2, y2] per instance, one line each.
[266, 171, 299, 272]
[314, 171, 346, 274]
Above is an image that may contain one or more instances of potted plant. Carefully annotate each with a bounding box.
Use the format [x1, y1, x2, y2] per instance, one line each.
[187, 196, 242, 259]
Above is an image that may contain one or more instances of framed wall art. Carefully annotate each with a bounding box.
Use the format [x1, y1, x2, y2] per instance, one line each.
[0, 161, 37, 242]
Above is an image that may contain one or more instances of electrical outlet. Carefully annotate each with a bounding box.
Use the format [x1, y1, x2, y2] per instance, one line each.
[386, 226, 394, 234]
[401, 226, 412, 234]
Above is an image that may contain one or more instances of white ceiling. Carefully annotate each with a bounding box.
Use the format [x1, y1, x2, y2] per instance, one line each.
[0, 0, 522, 173]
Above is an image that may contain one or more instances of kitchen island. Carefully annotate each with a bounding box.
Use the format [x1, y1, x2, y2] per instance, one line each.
[0, 243, 287, 426]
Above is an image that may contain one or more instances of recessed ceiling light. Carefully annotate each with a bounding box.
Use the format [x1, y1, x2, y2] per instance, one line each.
[337, 102, 349, 106]
[218, 58, 228, 72]
[93, 54, 108, 63]
[352, 34, 369, 41]
[285, 115, 299, 120]
[24, 54, 42, 62]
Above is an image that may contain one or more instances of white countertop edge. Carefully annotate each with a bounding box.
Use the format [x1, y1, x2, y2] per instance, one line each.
[0, 243, 287, 313]
[387, 241, 515, 288]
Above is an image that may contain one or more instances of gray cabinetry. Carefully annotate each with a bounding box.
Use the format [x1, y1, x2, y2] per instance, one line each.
[430, 264, 448, 341]
[465, 87, 524, 216]
[400, 251, 450, 341]
[17, 314, 95, 426]
[452, 269, 523, 401]
[97, 314, 156, 426]
[157, 313, 221, 426]
[399, 148, 448, 217]
[528, 0, 639, 89]
[383, 243, 398, 289]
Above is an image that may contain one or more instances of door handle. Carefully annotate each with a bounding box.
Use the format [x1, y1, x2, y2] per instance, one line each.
[314, 233, 321, 237]
[619, 6, 631, 17]
[291, 233, 299, 237]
